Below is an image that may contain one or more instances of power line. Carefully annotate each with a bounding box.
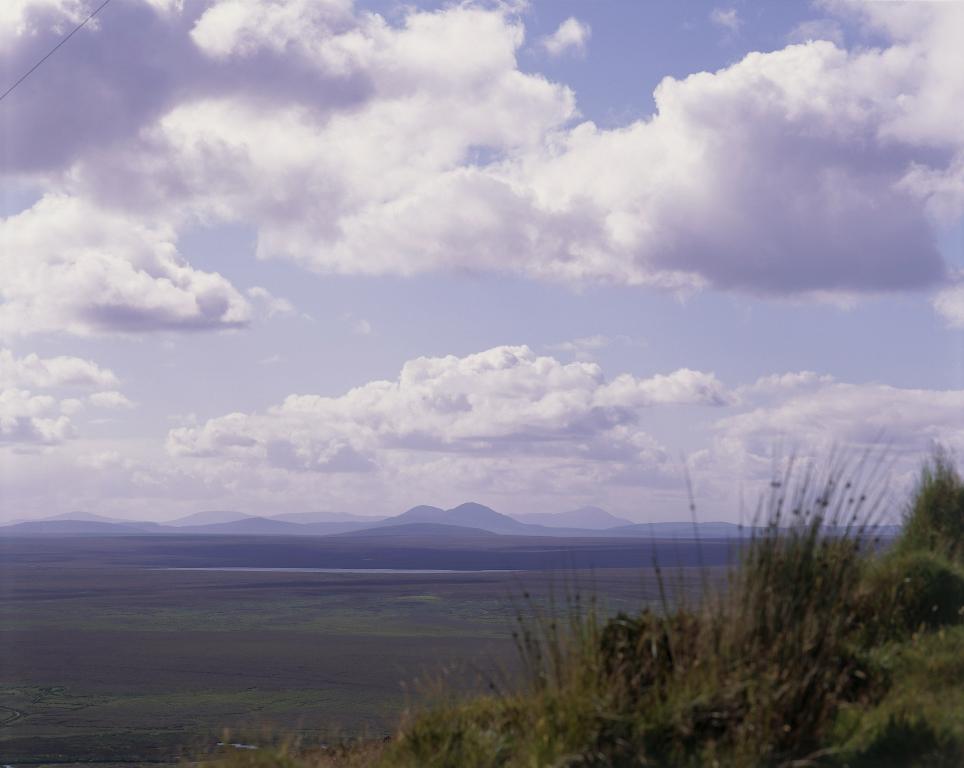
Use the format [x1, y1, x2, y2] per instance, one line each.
[0, 0, 114, 104]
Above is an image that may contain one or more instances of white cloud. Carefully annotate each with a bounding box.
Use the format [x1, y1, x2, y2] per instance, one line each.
[0, 388, 72, 445]
[713, 380, 964, 492]
[709, 8, 741, 34]
[190, 0, 356, 61]
[541, 17, 590, 58]
[737, 371, 836, 398]
[0, 0, 88, 44]
[57, 1, 959, 306]
[89, 390, 135, 409]
[2, 0, 963, 332]
[0, 348, 132, 445]
[167, 345, 727, 477]
[932, 276, 964, 328]
[155, 352, 964, 520]
[247, 286, 295, 318]
[0, 195, 251, 336]
[0, 348, 118, 389]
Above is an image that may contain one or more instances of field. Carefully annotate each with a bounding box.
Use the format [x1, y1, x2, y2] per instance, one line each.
[0, 534, 719, 765]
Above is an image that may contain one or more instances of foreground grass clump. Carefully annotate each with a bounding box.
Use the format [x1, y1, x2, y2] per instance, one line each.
[207, 454, 964, 767]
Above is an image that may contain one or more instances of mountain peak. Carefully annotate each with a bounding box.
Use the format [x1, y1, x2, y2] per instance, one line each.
[383, 502, 527, 535]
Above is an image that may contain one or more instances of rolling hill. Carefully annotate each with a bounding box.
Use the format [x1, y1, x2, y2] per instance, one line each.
[512, 506, 633, 529]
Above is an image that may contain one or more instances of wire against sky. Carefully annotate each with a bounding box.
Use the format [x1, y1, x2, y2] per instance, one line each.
[0, 0, 114, 104]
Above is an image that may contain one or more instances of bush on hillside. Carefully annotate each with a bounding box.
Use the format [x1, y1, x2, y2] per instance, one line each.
[859, 550, 964, 642]
[898, 449, 964, 562]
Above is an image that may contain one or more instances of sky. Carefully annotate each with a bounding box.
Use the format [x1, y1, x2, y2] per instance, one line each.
[1, 0, 963, 523]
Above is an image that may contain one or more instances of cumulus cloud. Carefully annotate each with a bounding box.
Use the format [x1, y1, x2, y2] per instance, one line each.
[0, 388, 72, 445]
[541, 17, 590, 58]
[2, 0, 963, 331]
[167, 345, 728, 476]
[58, 2, 959, 301]
[0, 348, 118, 389]
[0, 195, 250, 336]
[713, 380, 964, 491]
[189, 0, 356, 61]
[155, 349, 964, 519]
[0, 348, 128, 445]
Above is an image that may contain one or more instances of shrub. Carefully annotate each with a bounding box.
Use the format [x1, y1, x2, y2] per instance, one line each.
[859, 550, 964, 642]
[898, 449, 964, 562]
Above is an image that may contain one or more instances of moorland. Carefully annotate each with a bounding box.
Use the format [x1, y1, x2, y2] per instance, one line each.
[0, 531, 715, 765]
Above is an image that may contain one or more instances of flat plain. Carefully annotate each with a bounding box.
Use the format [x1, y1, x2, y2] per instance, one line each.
[0, 534, 725, 765]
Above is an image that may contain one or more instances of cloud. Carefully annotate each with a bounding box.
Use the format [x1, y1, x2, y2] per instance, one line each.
[0, 347, 118, 389]
[2, 0, 963, 325]
[0, 1, 88, 45]
[709, 8, 741, 34]
[88, 390, 135, 409]
[82, 4, 957, 298]
[541, 17, 590, 58]
[736, 371, 836, 398]
[167, 345, 728, 476]
[546, 334, 612, 359]
[713, 380, 964, 486]
[0, 195, 251, 336]
[247, 286, 295, 318]
[189, 0, 356, 61]
[0, 388, 72, 445]
[155, 349, 964, 520]
[0, 348, 129, 445]
[932, 274, 964, 328]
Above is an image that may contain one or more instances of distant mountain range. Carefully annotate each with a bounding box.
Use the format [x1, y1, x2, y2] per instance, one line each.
[514, 506, 633, 529]
[0, 504, 901, 540]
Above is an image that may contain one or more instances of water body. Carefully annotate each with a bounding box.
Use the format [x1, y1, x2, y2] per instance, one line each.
[157, 566, 518, 574]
